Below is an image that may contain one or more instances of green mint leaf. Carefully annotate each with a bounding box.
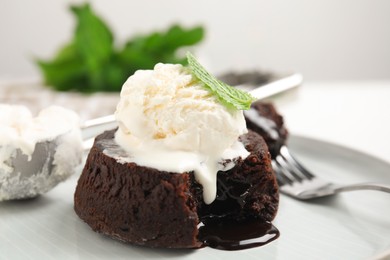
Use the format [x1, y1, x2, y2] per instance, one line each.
[36, 42, 88, 91]
[36, 3, 204, 92]
[186, 52, 255, 110]
[71, 4, 114, 72]
[71, 3, 115, 92]
[163, 25, 204, 53]
[119, 24, 204, 68]
[116, 24, 204, 83]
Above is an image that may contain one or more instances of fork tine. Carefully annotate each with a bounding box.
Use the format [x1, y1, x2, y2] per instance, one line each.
[275, 154, 305, 183]
[272, 161, 292, 186]
[279, 146, 315, 180]
[272, 146, 390, 200]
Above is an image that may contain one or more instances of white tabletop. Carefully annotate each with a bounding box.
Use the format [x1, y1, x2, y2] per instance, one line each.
[270, 81, 390, 165]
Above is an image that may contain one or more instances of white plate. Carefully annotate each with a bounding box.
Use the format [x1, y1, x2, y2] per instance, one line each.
[1, 135, 389, 260]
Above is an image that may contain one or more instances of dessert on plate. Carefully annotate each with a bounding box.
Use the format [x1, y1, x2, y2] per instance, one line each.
[74, 54, 282, 250]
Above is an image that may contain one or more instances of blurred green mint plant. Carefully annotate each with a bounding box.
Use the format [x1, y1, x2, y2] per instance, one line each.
[36, 3, 204, 92]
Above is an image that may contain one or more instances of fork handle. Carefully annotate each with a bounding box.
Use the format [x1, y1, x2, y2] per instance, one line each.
[334, 182, 390, 194]
[298, 182, 390, 200]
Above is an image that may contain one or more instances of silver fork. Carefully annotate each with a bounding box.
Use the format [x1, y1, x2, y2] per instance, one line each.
[272, 145, 390, 200]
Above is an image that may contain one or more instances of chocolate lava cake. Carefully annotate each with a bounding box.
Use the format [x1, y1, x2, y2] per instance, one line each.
[245, 101, 288, 158]
[74, 129, 279, 248]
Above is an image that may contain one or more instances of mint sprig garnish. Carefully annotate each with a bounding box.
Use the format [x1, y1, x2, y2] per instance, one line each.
[187, 52, 255, 110]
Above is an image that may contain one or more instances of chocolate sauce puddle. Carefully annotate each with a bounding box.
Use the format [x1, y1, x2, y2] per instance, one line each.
[198, 220, 279, 251]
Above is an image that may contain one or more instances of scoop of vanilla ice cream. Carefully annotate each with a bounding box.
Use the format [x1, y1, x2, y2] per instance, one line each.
[114, 63, 249, 204]
[115, 63, 247, 154]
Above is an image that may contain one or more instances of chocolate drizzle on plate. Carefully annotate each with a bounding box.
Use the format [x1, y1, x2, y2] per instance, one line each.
[198, 220, 279, 251]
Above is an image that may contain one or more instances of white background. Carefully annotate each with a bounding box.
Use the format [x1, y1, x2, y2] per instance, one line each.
[1, 0, 390, 81]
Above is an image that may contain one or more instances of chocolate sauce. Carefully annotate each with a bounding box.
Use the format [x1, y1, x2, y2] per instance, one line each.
[196, 173, 251, 224]
[198, 220, 279, 251]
